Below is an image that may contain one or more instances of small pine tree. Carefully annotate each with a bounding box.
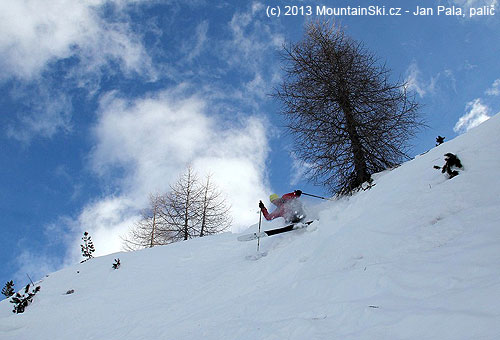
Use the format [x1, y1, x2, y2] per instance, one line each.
[2, 280, 15, 298]
[10, 284, 41, 314]
[80, 231, 95, 263]
[112, 258, 121, 270]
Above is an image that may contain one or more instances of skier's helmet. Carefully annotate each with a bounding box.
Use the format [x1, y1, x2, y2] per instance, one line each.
[269, 194, 279, 203]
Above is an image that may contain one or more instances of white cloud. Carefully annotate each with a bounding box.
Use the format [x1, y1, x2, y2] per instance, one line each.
[60, 86, 270, 263]
[449, 0, 498, 10]
[90, 88, 212, 191]
[68, 196, 140, 261]
[405, 61, 430, 98]
[1, 0, 157, 142]
[0, 0, 155, 81]
[449, 0, 498, 22]
[486, 79, 500, 96]
[454, 98, 491, 133]
[244, 73, 268, 99]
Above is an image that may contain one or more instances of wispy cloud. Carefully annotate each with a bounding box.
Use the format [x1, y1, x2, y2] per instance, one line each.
[5, 84, 73, 143]
[485, 79, 500, 96]
[226, 2, 284, 68]
[448, 0, 498, 21]
[222, 2, 284, 98]
[289, 152, 313, 186]
[454, 98, 491, 133]
[444, 69, 458, 93]
[14, 250, 62, 285]
[449, 0, 498, 10]
[184, 20, 209, 62]
[405, 61, 437, 98]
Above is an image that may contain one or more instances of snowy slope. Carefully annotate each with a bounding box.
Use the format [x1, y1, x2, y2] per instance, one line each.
[1, 114, 500, 340]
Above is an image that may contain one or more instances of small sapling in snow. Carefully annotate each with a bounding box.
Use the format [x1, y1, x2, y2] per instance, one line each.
[10, 284, 41, 314]
[80, 231, 96, 263]
[2, 280, 15, 298]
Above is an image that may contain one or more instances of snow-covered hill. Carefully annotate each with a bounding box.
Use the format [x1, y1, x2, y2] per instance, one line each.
[1, 114, 500, 340]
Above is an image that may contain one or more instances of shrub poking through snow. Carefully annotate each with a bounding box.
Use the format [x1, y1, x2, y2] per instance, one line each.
[436, 136, 445, 146]
[10, 284, 41, 314]
[2, 280, 15, 298]
[81, 231, 95, 263]
[112, 258, 121, 270]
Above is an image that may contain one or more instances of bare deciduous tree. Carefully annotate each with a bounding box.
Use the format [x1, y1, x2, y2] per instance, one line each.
[161, 166, 201, 242]
[274, 20, 423, 195]
[122, 167, 232, 250]
[122, 194, 164, 251]
[197, 174, 231, 237]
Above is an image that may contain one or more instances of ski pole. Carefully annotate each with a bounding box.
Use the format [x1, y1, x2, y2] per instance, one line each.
[301, 192, 334, 201]
[26, 273, 35, 286]
[257, 210, 262, 252]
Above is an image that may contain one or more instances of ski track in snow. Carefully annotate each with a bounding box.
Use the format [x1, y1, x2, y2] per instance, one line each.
[1, 114, 500, 339]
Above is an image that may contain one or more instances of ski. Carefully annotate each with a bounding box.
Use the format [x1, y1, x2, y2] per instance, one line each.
[237, 221, 314, 242]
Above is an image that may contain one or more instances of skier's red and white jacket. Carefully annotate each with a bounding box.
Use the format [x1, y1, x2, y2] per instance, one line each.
[260, 192, 300, 221]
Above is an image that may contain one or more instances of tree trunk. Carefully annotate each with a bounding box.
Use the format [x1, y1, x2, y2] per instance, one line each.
[340, 93, 370, 188]
[199, 177, 210, 237]
[183, 171, 191, 241]
[150, 205, 156, 248]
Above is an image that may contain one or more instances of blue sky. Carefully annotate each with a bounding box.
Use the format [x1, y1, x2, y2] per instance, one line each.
[1, 0, 499, 288]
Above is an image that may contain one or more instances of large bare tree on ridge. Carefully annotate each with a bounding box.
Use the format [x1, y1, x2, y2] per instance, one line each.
[275, 20, 423, 195]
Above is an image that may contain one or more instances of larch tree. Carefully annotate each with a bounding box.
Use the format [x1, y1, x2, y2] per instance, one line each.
[197, 174, 232, 237]
[122, 167, 233, 251]
[122, 193, 165, 251]
[274, 20, 423, 195]
[160, 166, 203, 242]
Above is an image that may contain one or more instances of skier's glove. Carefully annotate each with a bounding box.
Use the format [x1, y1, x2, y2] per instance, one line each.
[294, 190, 302, 197]
[259, 200, 265, 209]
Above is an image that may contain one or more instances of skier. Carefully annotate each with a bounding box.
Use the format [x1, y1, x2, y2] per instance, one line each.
[259, 190, 305, 224]
[237, 190, 311, 242]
